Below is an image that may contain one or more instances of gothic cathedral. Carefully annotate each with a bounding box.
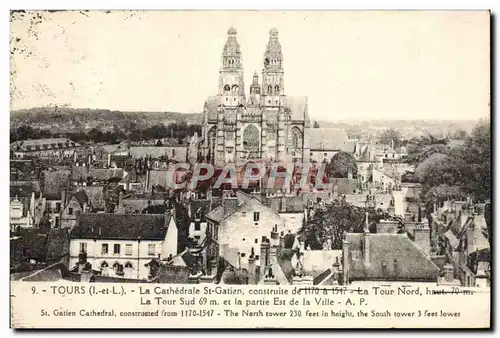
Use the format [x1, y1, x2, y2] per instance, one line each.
[202, 27, 311, 166]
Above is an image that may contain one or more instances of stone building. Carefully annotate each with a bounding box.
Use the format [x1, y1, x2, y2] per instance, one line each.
[201, 27, 311, 165]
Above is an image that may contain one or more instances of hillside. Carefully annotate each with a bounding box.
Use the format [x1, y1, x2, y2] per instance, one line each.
[10, 107, 203, 132]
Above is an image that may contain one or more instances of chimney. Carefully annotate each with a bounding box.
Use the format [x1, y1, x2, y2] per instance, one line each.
[263, 269, 277, 285]
[268, 244, 278, 267]
[414, 222, 431, 255]
[342, 239, 349, 284]
[332, 257, 340, 285]
[270, 226, 279, 246]
[61, 190, 67, 210]
[78, 249, 87, 273]
[118, 190, 124, 211]
[248, 256, 257, 284]
[30, 191, 35, 217]
[260, 237, 270, 279]
[363, 214, 370, 266]
[466, 219, 476, 255]
[279, 231, 285, 248]
[444, 264, 455, 283]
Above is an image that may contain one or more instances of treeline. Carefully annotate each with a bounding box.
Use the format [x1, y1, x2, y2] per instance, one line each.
[10, 123, 202, 144]
[405, 119, 490, 208]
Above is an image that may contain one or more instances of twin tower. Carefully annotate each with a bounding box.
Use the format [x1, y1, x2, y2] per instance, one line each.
[218, 27, 284, 108]
[202, 27, 310, 166]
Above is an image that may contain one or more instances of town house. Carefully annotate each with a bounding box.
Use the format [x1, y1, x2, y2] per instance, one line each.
[69, 213, 178, 280]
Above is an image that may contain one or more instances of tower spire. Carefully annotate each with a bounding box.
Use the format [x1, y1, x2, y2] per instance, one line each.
[222, 27, 242, 69]
[262, 28, 284, 105]
[219, 27, 245, 104]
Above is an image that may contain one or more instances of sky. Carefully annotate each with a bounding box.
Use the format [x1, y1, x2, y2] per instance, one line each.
[10, 10, 490, 121]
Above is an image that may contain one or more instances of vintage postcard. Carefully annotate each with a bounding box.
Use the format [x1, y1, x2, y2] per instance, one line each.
[9, 10, 491, 329]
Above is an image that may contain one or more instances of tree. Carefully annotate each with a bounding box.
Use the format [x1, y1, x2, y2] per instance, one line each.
[313, 121, 320, 128]
[452, 129, 468, 140]
[460, 119, 490, 202]
[300, 204, 379, 250]
[328, 151, 358, 178]
[401, 170, 419, 183]
[378, 128, 402, 148]
[405, 134, 450, 165]
[412, 119, 490, 211]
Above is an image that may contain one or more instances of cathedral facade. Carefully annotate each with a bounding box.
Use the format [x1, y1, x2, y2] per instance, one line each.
[201, 27, 311, 166]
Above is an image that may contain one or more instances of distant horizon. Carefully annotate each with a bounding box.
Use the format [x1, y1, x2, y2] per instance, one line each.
[10, 11, 489, 121]
[10, 106, 486, 123]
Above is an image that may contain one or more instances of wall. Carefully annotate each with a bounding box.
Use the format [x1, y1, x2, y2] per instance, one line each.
[60, 197, 82, 229]
[309, 150, 338, 164]
[357, 162, 374, 182]
[218, 199, 285, 259]
[162, 217, 179, 257]
[189, 221, 208, 243]
[278, 212, 304, 234]
[69, 238, 165, 280]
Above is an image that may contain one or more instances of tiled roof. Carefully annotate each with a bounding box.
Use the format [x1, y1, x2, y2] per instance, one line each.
[11, 138, 80, 152]
[357, 145, 375, 162]
[277, 248, 298, 284]
[302, 250, 342, 278]
[70, 213, 171, 240]
[45, 229, 70, 263]
[10, 230, 49, 267]
[72, 190, 89, 208]
[310, 128, 349, 151]
[73, 168, 125, 182]
[206, 205, 225, 223]
[21, 262, 71, 282]
[154, 264, 190, 283]
[377, 166, 401, 180]
[342, 139, 357, 154]
[263, 195, 305, 213]
[130, 146, 185, 159]
[119, 198, 165, 214]
[41, 169, 71, 200]
[205, 191, 252, 223]
[346, 233, 439, 282]
[80, 186, 106, 211]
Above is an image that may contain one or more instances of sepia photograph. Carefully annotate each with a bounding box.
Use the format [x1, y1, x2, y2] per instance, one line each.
[8, 9, 491, 329]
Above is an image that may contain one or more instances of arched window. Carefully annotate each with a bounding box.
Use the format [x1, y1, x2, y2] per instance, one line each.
[232, 85, 238, 92]
[291, 127, 303, 150]
[224, 84, 230, 92]
[101, 261, 109, 276]
[124, 262, 133, 278]
[243, 124, 260, 156]
[113, 262, 124, 276]
[275, 85, 280, 93]
[268, 85, 273, 94]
